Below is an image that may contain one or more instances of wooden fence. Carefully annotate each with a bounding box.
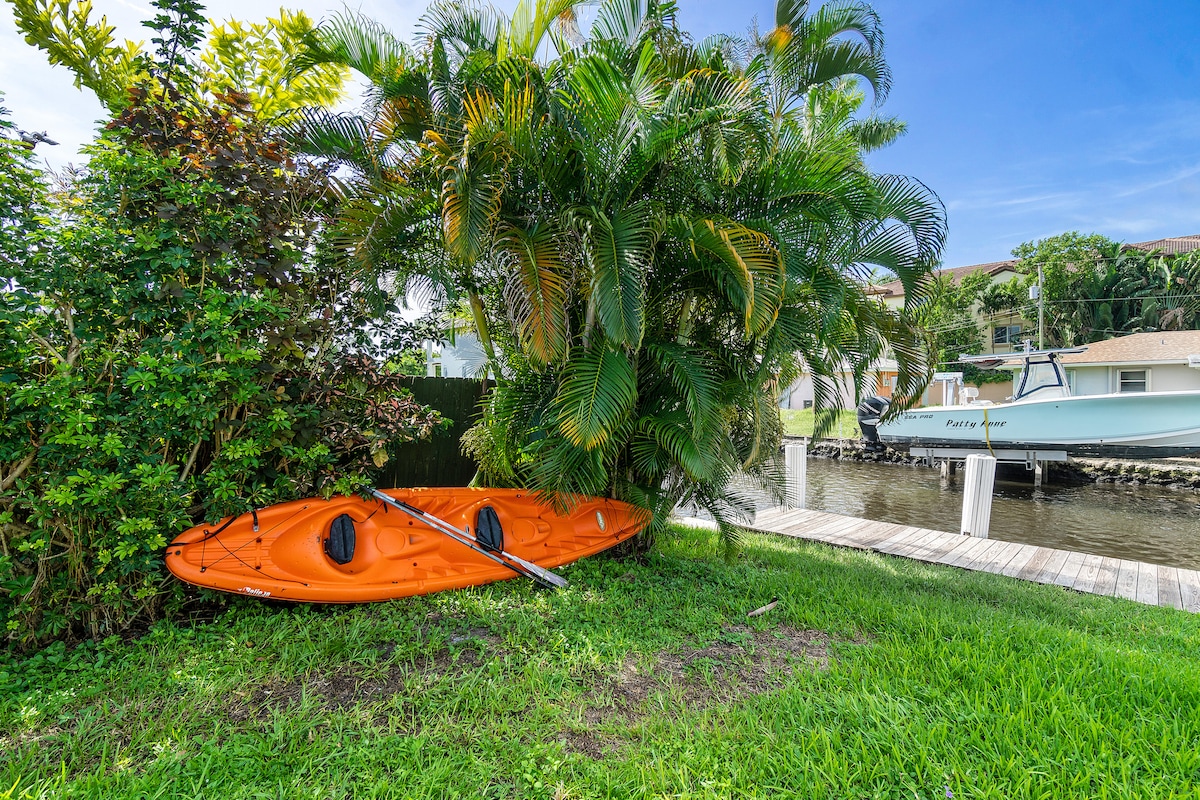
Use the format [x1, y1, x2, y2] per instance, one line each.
[380, 377, 487, 487]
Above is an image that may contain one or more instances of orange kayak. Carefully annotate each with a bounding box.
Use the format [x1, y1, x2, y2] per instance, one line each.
[165, 488, 648, 602]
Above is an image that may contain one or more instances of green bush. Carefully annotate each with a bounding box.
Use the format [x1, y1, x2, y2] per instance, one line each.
[0, 86, 442, 647]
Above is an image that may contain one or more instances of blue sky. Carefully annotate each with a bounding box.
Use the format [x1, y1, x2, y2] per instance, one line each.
[4, 0, 1199, 268]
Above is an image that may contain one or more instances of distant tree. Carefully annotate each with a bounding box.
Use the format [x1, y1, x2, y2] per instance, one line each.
[1118, 250, 1200, 332]
[909, 271, 1011, 384]
[1010, 232, 1124, 346]
[142, 0, 207, 87]
[7, 0, 345, 118]
[1010, 232, 1200, 345]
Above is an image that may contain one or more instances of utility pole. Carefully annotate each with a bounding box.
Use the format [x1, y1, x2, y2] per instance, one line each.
[1037, 263, 1044, 349]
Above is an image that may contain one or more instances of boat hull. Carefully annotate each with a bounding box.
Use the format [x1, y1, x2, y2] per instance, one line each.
[877, 391, 1200, 458]
[165, 488, 649, 603]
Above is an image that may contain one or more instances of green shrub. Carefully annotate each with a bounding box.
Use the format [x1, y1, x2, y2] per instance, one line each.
[0, 85, 442, 647]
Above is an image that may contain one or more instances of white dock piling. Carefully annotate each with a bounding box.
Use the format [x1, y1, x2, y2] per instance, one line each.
[785, 442, 807, 509]
[960, 454, 996, 537]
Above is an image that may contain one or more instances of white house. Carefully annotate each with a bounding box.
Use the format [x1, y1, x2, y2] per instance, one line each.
[1055, 331, 1200, 396]
[779, 359, 899, 410]
[428, 332, 487, 378]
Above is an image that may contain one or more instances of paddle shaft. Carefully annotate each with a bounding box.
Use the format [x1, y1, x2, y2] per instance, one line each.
[369, 490, 568, 589]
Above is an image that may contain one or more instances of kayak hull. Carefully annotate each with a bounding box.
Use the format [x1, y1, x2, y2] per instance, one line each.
[165, 488, 649, 603]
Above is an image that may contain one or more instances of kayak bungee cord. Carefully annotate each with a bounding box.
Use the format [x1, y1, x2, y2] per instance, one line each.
[166, 504, 315, 587]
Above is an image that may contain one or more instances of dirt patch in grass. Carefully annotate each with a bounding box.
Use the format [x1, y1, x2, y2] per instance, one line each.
[228, 625, 504, 725]
[563, 625, 833, 758]
[603, 624, 832, 713]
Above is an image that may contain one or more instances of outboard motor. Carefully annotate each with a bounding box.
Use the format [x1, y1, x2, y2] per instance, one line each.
[856, 395, 891, 451]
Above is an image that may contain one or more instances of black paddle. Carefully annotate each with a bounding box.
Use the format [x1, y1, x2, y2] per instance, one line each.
[370, 490, 569, 590]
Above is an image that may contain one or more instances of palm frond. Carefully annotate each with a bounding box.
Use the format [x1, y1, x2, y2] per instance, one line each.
[846, 116, 906, 152]
[439, 134, 508, 264]
[498, 222, 570, 364]
[292, 10, 414, 82]
[590, 0, 650, 46]
[683, 216, 784, 337]
[646, 341, 720, 437]
[631, 411, 710, 478]
[505, 0, 590, 59]
[418, 0, 507, 63]
[581, 201, 658, 347]
[553, 341, 638, 449]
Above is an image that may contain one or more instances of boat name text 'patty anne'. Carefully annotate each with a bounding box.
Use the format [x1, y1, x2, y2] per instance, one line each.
[944, 419, 1007, 429]
[899, 412, 1008, 429]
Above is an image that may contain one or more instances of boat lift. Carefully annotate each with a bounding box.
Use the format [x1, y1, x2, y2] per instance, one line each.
[910, 446, 1068, 488]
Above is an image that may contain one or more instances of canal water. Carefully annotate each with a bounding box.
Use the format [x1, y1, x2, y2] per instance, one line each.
[801, 459, 1200, 570]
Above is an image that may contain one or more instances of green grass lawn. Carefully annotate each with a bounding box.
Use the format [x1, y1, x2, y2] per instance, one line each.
[779, 408, 859, 439]
[4, 525, 1200, 799]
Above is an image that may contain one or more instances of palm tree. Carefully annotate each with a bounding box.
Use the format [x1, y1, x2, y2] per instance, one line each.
[289, 0, 946, 548]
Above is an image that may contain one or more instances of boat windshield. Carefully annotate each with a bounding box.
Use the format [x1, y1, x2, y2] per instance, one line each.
[1015, 358, 1069, 400]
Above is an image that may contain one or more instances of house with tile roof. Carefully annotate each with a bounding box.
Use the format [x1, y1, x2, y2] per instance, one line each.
[1124, 235, 1200, 257]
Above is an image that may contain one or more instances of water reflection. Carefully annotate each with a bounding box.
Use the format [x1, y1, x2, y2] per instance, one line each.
[804, 460, 1200, 569]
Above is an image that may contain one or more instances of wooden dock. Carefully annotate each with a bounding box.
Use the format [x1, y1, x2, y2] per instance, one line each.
[711, 507, 1200, 612]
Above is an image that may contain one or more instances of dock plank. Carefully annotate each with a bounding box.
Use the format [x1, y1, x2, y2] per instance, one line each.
[942, 536, 995, 569]
[974, 541, 1025, 576]
[933, 535, 989, 568]
[1015, 547, 1057, 582]
[835, 527, 905, 552]
[954, 538, 1008, 570]
[784, 511, 859, 534]
[1157, 566, 1184, 611]
[870, 527, 930, 555]
[999, 545, 1039, 578]
[768, 512, 844, 540]
[1179, 570, 1200, 613]
[1092, 557, 1122, 597]
[1051, 551, 1087, 588]
[820, 517, 892, 546]
[1135, 562, 1159, 606]
[1114, 560, 1140, 601]
[838, 522, 909, 549]
[886, 528, 948, 558]
[1033, 549, 1071, 585]
[749, 507, 789, 526]
[751, 508, 806, 529]
[1072, 554, 1105, 594]
[906, 532, 969, 564]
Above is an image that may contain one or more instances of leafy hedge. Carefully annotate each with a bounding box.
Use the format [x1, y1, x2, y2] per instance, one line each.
[0, 87, 443, 647]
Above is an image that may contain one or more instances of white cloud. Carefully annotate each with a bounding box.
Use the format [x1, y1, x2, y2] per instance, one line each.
[1113, 163, 1200, 198]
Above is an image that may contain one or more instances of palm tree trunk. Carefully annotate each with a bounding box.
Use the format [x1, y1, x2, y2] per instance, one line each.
[676, 292, 696, 343]
[468, 291, 500, 373]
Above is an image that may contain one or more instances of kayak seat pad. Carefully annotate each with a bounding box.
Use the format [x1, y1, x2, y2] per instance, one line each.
[476, 506, 504, 552]
[325, 514, 356, 565]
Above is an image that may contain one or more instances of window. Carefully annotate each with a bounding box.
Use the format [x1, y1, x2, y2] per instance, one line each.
[1119, 369, 1148, 393]
[993, 324, 1022, 345]
[803, 400, 813, 409]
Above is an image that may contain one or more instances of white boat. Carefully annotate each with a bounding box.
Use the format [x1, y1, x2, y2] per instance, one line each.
[857, 345, 1200, 458]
